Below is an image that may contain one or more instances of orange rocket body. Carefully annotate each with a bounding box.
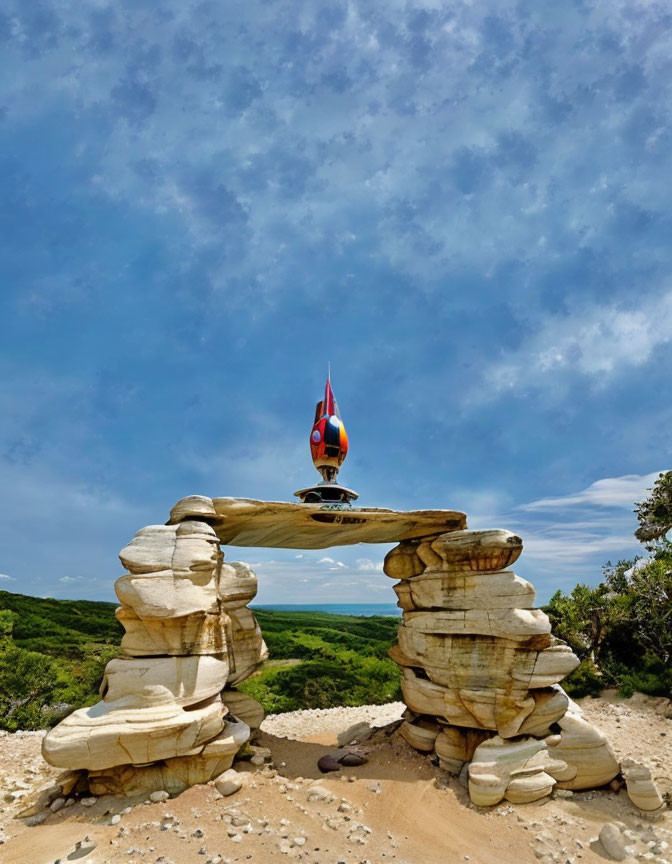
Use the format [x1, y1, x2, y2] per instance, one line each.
[309, 373, 348, 482]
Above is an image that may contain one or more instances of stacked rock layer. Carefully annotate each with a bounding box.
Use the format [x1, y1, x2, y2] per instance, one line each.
[386, 529, 620, 806]
[42, 518, 267, 797]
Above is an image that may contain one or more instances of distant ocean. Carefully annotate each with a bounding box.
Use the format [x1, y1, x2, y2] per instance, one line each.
[253, 603, 402, 617]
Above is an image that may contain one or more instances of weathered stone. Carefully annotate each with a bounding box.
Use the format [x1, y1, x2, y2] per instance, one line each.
[468, 737, 568, 806]
[150, 790, 170, 802]
[621, 758, 665, 813]
[394, 569, 536, 611]
[117, 607, 229, 656]
[401, 608, 551, 641]
[435, 726, 491, 773]
[88, 721, 249, 797]
[221, 690, 265, 729]
[42, 692, 226, 771]
[337, 722, 374, 747]
[384, 541, 426, 580]
[120, 522, 220, 575]
[338, 752, 367, 766]
[396, 630, 578, 696]
[169, 495, 217, 523]
[44, 507, 266, 800]
[226, 607, 268, 685]
[599, 823, 628, 861]
[115, 569, 219, 618]
[430, 530, 523, 573]
[119, 525, 178, 573]
[549, 702, 620, 790]
[317, 755, 341, 773]
[399, 717, 441, 752]
[100, 655, 229, 707]
[170, 497, 467, 549]
[517, 686, 569, 737]
[215, 768, 243, 797]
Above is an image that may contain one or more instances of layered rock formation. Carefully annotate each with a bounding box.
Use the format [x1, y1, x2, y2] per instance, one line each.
[387, 529, 620, 804]
[42, 516, 267, 797]
[40, 494, 620, 806]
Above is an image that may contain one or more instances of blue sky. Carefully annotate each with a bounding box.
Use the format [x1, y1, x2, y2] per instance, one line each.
[0, 1, 670, 605]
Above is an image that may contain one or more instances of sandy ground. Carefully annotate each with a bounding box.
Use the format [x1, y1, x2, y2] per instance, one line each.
[0, 693, 669, 864]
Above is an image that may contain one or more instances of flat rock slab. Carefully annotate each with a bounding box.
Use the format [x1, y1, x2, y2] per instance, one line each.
[169, 496, 466, 549]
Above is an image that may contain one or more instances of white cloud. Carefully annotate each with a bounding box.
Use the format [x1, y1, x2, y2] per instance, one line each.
[519, 472, 664, 511]
[356, 558, 384, 573]
[0, 574, 13, 580]
[317, 557, 345, 568]
[485, 292, 672, 397]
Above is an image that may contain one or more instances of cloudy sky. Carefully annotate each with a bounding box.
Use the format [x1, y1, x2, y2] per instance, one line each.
[0, 1, 670, 605]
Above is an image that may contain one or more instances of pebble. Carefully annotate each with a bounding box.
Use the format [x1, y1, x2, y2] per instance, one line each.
[317, 755, 341, 773]
[599, 823, 628, 861]
[215, 770, 243, 797]
[110, 814, 121, 825]
[80, 797, 97, 807]
[50, 797, 65, 812]
[338, 752, 368, 767]
[150, 790, 170, 803]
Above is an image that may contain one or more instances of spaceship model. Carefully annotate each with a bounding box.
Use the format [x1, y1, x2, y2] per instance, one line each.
[294, 369, 359, 505]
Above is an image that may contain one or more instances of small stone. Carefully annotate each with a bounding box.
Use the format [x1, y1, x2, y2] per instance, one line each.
[599, 823, 627, 861]
[110, 814, 121, 825]
[293, 837, 306, 847]
[80, 797, 97, 807]
[26, 813, 46, 826]
[150, 791, 170, 803]
[251, 746, 272, 761]
[337, 722, 374, 747]
[338, 753, 368, 767]
[318, 755, 341, 774]
[215, 770, 243, 797]
[50, 797, 65, 812]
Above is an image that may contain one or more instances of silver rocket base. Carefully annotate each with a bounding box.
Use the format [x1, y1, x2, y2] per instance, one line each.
[293, 481, 359, 506]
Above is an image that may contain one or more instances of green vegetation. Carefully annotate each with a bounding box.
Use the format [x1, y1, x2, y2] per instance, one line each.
[0, 591, 122, 730]
[0, 593, 400, 729]
[239, 609, 401, 712]
[546, 471, 672, 699]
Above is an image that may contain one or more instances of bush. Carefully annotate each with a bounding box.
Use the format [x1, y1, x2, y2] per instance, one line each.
[562, 658, 604, 698]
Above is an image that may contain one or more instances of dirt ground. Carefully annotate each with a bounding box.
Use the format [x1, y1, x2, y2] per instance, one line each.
[0, 693, 669, 864]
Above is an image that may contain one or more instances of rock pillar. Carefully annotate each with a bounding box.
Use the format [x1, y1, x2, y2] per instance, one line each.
[385, 529, 620, 805]
[42, 518, 267, 797]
